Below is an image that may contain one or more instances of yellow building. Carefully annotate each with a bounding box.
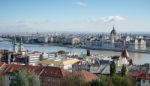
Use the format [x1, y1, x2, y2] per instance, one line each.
[39, 58, 80, 71]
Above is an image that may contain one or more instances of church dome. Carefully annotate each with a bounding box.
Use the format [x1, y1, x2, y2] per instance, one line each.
[110, 26, 117, 35]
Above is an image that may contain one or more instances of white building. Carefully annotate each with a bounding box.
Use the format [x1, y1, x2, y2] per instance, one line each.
[136, 73, 150, 86]
[27, 52, 42, 65]
[83, 26, 147, 51]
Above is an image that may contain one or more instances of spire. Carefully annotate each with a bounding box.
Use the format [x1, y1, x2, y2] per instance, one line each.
[18, 37, 23, 52]
[121, 39, 129, 59]
[121, 47, 129, 60]
[110, 25, 117, 35]
[20, 37, 23, 45]
[113, 25, 115, 30]
[12, 37, 17, 52]
[121, 39, 126, 50]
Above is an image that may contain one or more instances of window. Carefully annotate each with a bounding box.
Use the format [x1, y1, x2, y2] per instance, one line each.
[143, 79, 145, 83]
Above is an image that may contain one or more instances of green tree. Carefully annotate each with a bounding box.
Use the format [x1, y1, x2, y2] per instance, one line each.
[10, 69, 29, 86]
[90, 80, 101, 86]
[110, 61, 116, 76]
[91, 75, 135, 86]
[10, 69, 41, 86]
[112, 75, 133, 86]
[121, 76, 133, 86]
[87, 49, 91, 56]
[91, 75, 110, 86]
[28, 73, 41, 86]
[121, 65, 127, 77]
[0, 75, 3, 86]
[58, 50, 66, 54]
[111, 75, 122, 86]
[61, 73, 88, 86]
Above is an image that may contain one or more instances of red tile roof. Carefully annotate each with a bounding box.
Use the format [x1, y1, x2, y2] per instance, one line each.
[0, 62, 99, 83]
[79, 70, 99, 82]
[137, 73, 150, 79]
[128, 71, 142, 77]
[0, 62, 68, 78]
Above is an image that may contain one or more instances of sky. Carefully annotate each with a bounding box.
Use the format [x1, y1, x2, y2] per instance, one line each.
[0, 0, 150, 33]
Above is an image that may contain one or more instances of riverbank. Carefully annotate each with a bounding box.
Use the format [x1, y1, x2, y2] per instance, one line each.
[1, 39, 149, 54]
[2, 38, 149, 54]
[0, 41, 150, 65]
[25, 42, 150, 54]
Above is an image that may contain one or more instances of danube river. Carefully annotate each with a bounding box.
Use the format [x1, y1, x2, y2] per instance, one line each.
[0, 41, 150, 65]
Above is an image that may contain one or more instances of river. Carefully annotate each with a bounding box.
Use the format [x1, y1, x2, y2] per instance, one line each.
[0, 41, 150, 65]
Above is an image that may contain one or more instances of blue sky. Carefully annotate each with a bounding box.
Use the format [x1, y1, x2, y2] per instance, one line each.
[0, 0, 150, 32]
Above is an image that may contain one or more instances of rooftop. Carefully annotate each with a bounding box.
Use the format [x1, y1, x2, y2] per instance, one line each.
[39, 58, 80, 65]
[79, 70, 99, 82]
[0, 62, 68, 78]
[137, 73, 150, 80]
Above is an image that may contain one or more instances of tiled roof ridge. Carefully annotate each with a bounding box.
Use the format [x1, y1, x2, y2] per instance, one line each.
[0, 62, 69, 78]
[137, 72, 150, 79]
[79, 70, 99, 81]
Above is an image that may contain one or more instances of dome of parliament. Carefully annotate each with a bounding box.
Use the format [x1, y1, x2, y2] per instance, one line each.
[110, 26, 117, 35]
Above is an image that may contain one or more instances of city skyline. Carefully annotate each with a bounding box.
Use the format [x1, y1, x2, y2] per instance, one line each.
[0, 0, 150, 32]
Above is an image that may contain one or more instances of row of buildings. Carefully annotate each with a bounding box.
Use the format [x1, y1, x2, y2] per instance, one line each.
[0, 31, 150, 86]
[83, 26, 147, 51]
[0, 62, 98, 86]
[0, 42, 99, 86]
[0, 39, 150, 86]
[3, 26, 147, 52]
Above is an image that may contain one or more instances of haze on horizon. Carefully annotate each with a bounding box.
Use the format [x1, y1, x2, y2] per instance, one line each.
[0, 0, 150, 33]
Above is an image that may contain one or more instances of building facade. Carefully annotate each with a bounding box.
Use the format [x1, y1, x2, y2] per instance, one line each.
[83, 26, 147, 51]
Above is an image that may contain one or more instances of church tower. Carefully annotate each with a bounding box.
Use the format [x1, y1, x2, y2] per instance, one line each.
[12, 37, 17, 53]
[18, 37, 23, 52]
[12, 37, 24, 53]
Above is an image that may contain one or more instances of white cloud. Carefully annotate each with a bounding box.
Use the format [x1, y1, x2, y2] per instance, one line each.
[73, 1, 87, 7]
[1, 17, 150, 33]
[0, 20, 106, 32]
[102, 16, 125, 22]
